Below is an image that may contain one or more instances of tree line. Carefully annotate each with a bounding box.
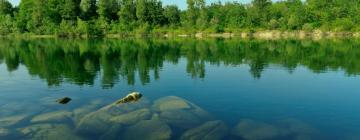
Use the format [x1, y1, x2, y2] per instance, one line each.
[0, 0, 359, 37]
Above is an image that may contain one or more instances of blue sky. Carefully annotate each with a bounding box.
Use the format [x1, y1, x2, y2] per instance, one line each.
[9, 0, 257, 10]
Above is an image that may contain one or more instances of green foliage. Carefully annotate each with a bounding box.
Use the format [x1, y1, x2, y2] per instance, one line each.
[60, 0, 80, 21]
[97, 0, 119, 21]
[118, 0, 136, 23]
[80, 0, 97, 20]
[0, 14, 14, 35]
[163, 5, 180, 26]
[333, 18, 354, 31]
[0, 0, 12, 15]
[135, 22, 152, 36]
[302, 23, 314, 31]
[58, 20, 76, 37]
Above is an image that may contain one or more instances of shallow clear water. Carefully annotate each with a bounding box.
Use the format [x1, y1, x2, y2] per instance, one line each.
[0, 38, 360, 140]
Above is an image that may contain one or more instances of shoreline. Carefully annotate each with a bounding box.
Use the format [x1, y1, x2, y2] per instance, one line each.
[1, 30, 359, 40]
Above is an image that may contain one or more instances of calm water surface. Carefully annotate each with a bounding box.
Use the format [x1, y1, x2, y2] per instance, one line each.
[0, 38, 360, 140]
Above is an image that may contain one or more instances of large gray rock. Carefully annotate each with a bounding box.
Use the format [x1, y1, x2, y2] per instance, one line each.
[0, 115, 28, 127]
[180, 120, 228, 140]
[122, 119, 172, 140]
[152, 96, 212, 129]
[76, 98, 150, 137]
[19, 124, 83, 140]
[31, 111, 73, 123]
[231, 119, 281, 140]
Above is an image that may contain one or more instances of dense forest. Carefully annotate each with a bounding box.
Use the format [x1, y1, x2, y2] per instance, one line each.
[0, 0, 359, 37]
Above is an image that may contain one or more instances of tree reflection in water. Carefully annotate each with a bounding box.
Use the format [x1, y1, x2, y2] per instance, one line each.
[0, 38, 360, 87]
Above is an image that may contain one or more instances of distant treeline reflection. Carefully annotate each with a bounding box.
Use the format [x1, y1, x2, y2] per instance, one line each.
[0, 39, 359, 87]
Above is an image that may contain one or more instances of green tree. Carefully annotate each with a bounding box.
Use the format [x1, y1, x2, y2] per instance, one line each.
[186, 0, 197, 26]
[80, 0, 97, 20]
[136, 0, 147, 23]
[145, 0, 165, 25]
[16, 0, 33, 32]
[97, 0, 119, 21]
[163, 5, 180, 26]
[47, 0, 63, 24]
[251, 0, 272, 27]
[118, 0, 136, 24]
[60, 0, 80, 21]
[0, 0, 12, 16]
[0, 15, 13, 35]
[196, 0, 208, 29]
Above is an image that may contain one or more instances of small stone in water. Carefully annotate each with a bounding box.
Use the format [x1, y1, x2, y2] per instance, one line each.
[116, 92, 143, 104]
[56, 97, 72, 104]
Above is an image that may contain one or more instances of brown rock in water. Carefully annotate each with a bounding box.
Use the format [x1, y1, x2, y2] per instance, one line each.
[56, 97, 72, 104]
[116, 92, 142, 104]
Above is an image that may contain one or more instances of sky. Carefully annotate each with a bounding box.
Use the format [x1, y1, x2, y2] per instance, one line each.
[8, 0, 259, 10]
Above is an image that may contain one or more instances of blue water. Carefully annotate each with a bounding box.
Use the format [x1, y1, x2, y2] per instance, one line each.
[0, 39, 360, 140]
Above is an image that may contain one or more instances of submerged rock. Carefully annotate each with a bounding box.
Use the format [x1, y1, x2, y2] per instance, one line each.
[116, 92, 143, 104]
[31, 111, 73, 123]
[122, 119, 172, 140]
[152, 96, 191, 111]
[73, 99, 103, 122]
[159, 110, 204, 129]
[152, 96, 212, 129]
[180, 120, 228, 140]
[232, 119, 318, 140]
[231, 119, 281, 140]
[98, 124, 123, 140]
[76, 95, 213, 139]
[0, 128, 10, 137]
[0, 115, 28, 127]
[19, 124, 82, 140]
[275, 119, 317, 140]
[57, 97, 72, 104]
[76, 97, 150, 137]
[110, 108, 152, 125]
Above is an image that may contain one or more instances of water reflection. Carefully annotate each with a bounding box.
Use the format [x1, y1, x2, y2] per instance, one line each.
[0, 39, 360, 87]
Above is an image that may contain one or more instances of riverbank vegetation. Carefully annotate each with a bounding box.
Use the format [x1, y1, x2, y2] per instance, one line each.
[0, 0, 360, 37]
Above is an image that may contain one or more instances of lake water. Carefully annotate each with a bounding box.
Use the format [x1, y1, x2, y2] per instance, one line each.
[0, 38, 360, 140]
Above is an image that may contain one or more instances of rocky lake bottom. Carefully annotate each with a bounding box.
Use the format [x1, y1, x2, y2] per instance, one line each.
[0, 95, 320, 140]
